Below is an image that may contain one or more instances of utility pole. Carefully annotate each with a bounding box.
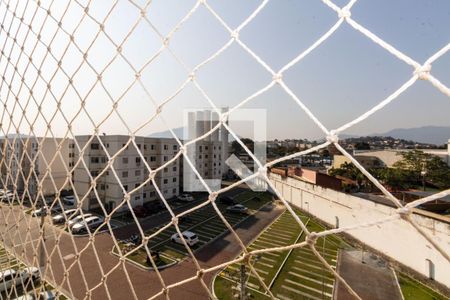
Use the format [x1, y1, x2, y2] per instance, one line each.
[38, 204, 47, 281]
[240, 264, 246, 300]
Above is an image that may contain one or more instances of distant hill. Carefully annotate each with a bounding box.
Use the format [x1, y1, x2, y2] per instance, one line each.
[148, 127, 184, 139]
[371, 126, 450, 145]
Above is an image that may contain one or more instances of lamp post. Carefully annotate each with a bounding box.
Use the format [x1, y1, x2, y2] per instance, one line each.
[421, 162, 427, 191]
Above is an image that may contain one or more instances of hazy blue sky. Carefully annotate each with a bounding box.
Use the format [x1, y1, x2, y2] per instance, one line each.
[1, 0, 450, 140]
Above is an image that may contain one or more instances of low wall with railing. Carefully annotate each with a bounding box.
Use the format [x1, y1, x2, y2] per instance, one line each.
[269, 173, 450, 288]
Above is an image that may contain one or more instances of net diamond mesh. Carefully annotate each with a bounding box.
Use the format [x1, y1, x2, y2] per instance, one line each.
[0, 0, 449, 299]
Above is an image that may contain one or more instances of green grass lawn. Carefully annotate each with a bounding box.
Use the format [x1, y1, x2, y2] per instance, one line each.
[398, 273, 449, 300]
[214, 208, 351, 300]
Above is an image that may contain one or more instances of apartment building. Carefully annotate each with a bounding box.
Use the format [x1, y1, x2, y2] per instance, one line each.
[0, 135, 71, 196]
[182, 109, 229, 192]
[73, 135, 180, 212]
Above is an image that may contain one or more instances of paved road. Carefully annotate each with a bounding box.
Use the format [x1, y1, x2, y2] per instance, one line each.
[335, 250, 403, 300]
[0, 193, 284, 299]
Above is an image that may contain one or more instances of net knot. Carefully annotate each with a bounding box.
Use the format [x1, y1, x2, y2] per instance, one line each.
[172, 217, 179, 225]
[209, 192, 218, 202]
[306, 232, 318, 245]
[189, 72, 196, 81]
[230, 30, 239, 40]
[326, 131, 339, 144]
[338, 8, 351, 19]
[197, 269, 204, 278]
[258, 166, 267, 178]
[179, 145, 186, 154]
[397, 206, 411, 218]
[414, 64, 431, 80]
[273, 73, 282, 83]
[163, 37, 170, 47]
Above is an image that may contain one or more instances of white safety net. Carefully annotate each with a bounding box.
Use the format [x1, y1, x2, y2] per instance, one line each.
[0, 0, 449, 299]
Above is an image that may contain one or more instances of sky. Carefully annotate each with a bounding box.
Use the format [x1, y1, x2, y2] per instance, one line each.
[0, 0, 450, 141]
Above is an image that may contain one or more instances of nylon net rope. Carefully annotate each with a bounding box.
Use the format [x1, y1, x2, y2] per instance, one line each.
[0, 0, 449, 299]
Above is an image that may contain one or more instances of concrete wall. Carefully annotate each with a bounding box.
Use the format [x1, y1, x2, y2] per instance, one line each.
[269, 173, 450, 288]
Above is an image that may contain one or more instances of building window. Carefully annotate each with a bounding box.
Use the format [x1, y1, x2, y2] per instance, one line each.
[205, 163, 208, 167]
[205, 146, 208, 150]
[122, 157, 128, 164]
[137, 144, 141, 149]
[173, 166, 177, 172]
[164, 168, 168, 173]
[205, 155, 208, 158]
[135, 170, 141, 176]
[173, 145, 177, 150]
[123, 185, 128, 191]
[90, 157, 99, 163]
[122, 171, 128, 178]
[135, 183, 139, 188]
[144, 145, 147, 150]
[101, 157, 107, 163]
[90, 171, 99, 177]
[106, 171, 109, 176]
[150, 156, 156, 162]
[151, 145, 155, 150]
[164, 145, 168, 150]
[172, 188, 176, 193]
[91, 143, 99, 150]
[199, 155, 202, 159]
[106, 143, 109, 148]
[150, 191, 155, 197]
[136, 157, 141, 165]
[163, 179, 168, 184]
[163, 156, 168, 161]
[173, 178, 176, 182]
[143, 193, 146, 199]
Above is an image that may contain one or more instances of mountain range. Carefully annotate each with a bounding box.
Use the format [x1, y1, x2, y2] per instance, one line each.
[148, 126, 450, 145]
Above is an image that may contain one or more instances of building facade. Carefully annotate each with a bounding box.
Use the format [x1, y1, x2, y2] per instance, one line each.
[0, 136, 71, 197]
[73, 135, 180, 212]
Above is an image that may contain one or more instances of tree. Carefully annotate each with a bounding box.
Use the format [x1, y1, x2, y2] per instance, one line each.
[231, 138, 254, 154]
[393, 150, 450, 189]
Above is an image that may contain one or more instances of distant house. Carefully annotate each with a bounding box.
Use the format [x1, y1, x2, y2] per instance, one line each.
[270, 166, 342, 191]
[333, 139, 450, 169]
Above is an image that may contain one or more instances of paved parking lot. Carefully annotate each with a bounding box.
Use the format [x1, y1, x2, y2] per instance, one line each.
[118, 191, 273, 268]
[0, 243, 66, 299]
[214, 209, 348, 300]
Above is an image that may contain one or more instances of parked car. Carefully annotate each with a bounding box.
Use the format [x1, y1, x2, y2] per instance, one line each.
[14, 290, 57, 300]
[67, 214, 93, 228]
[177, 194, 194, 202]
[143, 201, 163, 215]
[0, 192, 14, 202]
[0, 267, 39, 293]
[226, 204, 249, 214]
[132, 206, 147, 218]
[31, 207, 49, 217]
[71, 216, 104, 234]
[0, 188, 11, 195]
[62, 195, 76, 207]
[52, 209, 78, 224]
[218, 196, 235, 205]
[171, 231, 199, 246]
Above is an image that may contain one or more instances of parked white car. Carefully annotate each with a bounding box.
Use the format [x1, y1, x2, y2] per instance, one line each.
[0, 267, 40, 293]
[52, 209, 78, 224]
[71, 216, 104, 234]
[226, 204, 249, 214]
[0, 192, 13, 202]
[177, 194, 194, 202]
[14, 290, 56, 300]
[171, 231, 199, 246]
[67, 214, 93, 228]
[31, 206, 49, 217]
[62, 195, 76, 207]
